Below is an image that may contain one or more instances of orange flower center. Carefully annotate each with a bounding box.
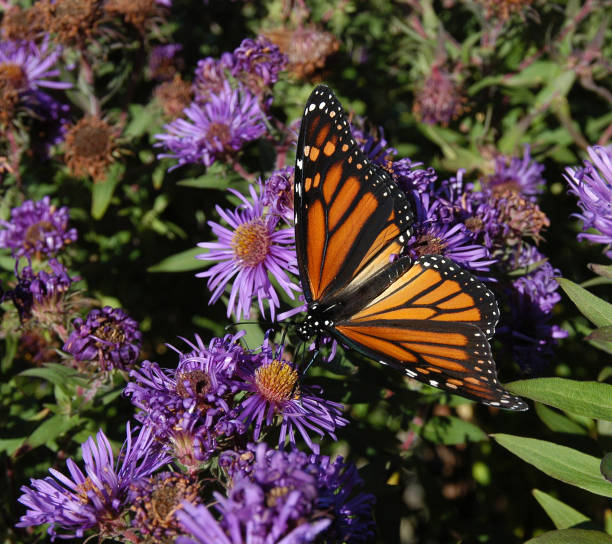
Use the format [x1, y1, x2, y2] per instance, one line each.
[231, 220, 270, 267]
[254, 360, 298, 403]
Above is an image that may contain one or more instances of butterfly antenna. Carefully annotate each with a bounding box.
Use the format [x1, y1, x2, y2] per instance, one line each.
[224, 320, 276, 332]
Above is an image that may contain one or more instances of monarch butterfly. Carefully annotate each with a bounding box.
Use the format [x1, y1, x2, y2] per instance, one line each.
[293, 85, 527, 411]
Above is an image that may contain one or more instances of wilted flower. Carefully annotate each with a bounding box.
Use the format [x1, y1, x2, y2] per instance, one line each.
[196, 183, 300, 321]
[493, 189, 550, 244]
[477, 0, 534, 21]
[193, 55, 233, 103]
[0, 196, 77, 259]
[129, 471, 201, 542]
[104, 0, 165, 31]
[1, 5, 45, 41]
[125, 333, 247, 465]
[0, 38, 71, 124]
[63, 306, 142, 371]
[155, 81, 266, 170]
[153, 74, 193, 118]
[565, 145, 612, 258]
[36, 0, 102, 46]
[484, 146, 545, 197]
[17, 424, 171, 541]
[63, 115, 117, 181]
[413, 66, 465, 125]
[264, 25, 338, 80]
[8, 259, 76, 325]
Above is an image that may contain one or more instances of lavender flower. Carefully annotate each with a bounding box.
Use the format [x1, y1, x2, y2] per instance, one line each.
[232, 36, 287, 93]
[352, 124, 397, 167]
[565, 145, 612, 258]
[125, 333, 247, 465]
[392, 157, 438, 193]
[216, 443, 375, 543]
[196, 183, 300, 321]
[484, 145, 545, 197]
[63, 306, 142, 371]
[235, 341, 347, 453]
[0, 38, 71, 123]
[0, 196, 77, 259]
[17, 424, 170, 541]
[193, 54, 234, 103]
[155, 81, 266, 170]
[149, 43, 183, 81]
[406, 189, 497, 272]
[262, 166, 294, 221]
[511, 245, 561, 313]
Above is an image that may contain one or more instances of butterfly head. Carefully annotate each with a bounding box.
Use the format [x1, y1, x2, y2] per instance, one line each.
[295, 304, 334, 341]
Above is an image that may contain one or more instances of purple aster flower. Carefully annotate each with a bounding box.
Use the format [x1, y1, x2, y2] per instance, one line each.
[0, 38, 71, 123]
[196, 183, 300, 321]
[235, 340, 348, 453]
[0, 196, 77, 259]
[63, 306, 142, 371]
[232, 36, 287, 93]
[149, 43, 183, 81]
[193, 54, 234, 103]
[218, 443, 375, 543]
[392, 157, 438, 193]
[128, 471, 201, 542]
[7, 259, 76, 324]
[27, 90, 70, 157]
[17, 423, 171, 541]
[565, 145, 612, 258]
[484, 145, 545, 197]
[406, 190, 497, 272]
[155, 81, 266, 170]
[262, 166, 294, 221]
[510, 245, 562, 313]
[125, 332, 247, 466]
[352, 124, 397, 167]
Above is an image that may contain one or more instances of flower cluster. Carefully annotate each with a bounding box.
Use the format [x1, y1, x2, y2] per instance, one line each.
[126, 332, 346, 465]
[155, 36, 286, 170]
[177, 442, 374, 544]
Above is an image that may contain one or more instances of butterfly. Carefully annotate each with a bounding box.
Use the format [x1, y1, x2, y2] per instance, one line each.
[293, 85, 527, 411]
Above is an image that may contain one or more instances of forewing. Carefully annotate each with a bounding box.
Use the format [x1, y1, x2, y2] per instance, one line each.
[294, 85, 413, 304]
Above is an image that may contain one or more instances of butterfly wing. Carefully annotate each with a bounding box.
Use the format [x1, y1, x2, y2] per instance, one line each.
[294, 85, 414, 305]
[333, 255, 527, 410]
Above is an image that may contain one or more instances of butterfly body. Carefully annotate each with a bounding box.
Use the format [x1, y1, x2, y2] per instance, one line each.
[294, 85, 527, 411]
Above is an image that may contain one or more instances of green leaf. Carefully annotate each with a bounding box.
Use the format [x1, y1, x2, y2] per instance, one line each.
[19, 363, 86, 389]
[525, 529, 612, 543]
[147, 247, 203, 273]
[505, 378, 612, 421]
[535, 403, 588, 435]
[601, 453, 612, 483]
[557, 278, 612, 327]
[421, 416, 487, 445]
[0, 438, 25, 456]
[24, 414, 82, 450]
[492, 434, 612, 498]
[91, 163, 125, 220]
[585, 326, 612, 342]
[589, 263, 612, 280]
[532, 489, 590, 529]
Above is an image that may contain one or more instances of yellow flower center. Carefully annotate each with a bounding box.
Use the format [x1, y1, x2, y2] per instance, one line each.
[254, 360, 298, 403]
[231, 219, 270, 267]
[0, 62, 27, 92]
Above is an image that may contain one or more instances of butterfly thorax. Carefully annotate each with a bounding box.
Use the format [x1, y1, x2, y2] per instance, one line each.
[296, 303, 336, 341]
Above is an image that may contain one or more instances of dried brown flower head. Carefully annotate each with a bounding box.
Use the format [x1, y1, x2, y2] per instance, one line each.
[264, 25, 339, 80]
[153, 75, 193, 119]
[1, 5, 45, 41]
[64, 116, 117, 181]
[104, 0, 164, 32]
[37, 0, 102, 46]
[494, 189, 549, 244]
[0, 62, 27, 125]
